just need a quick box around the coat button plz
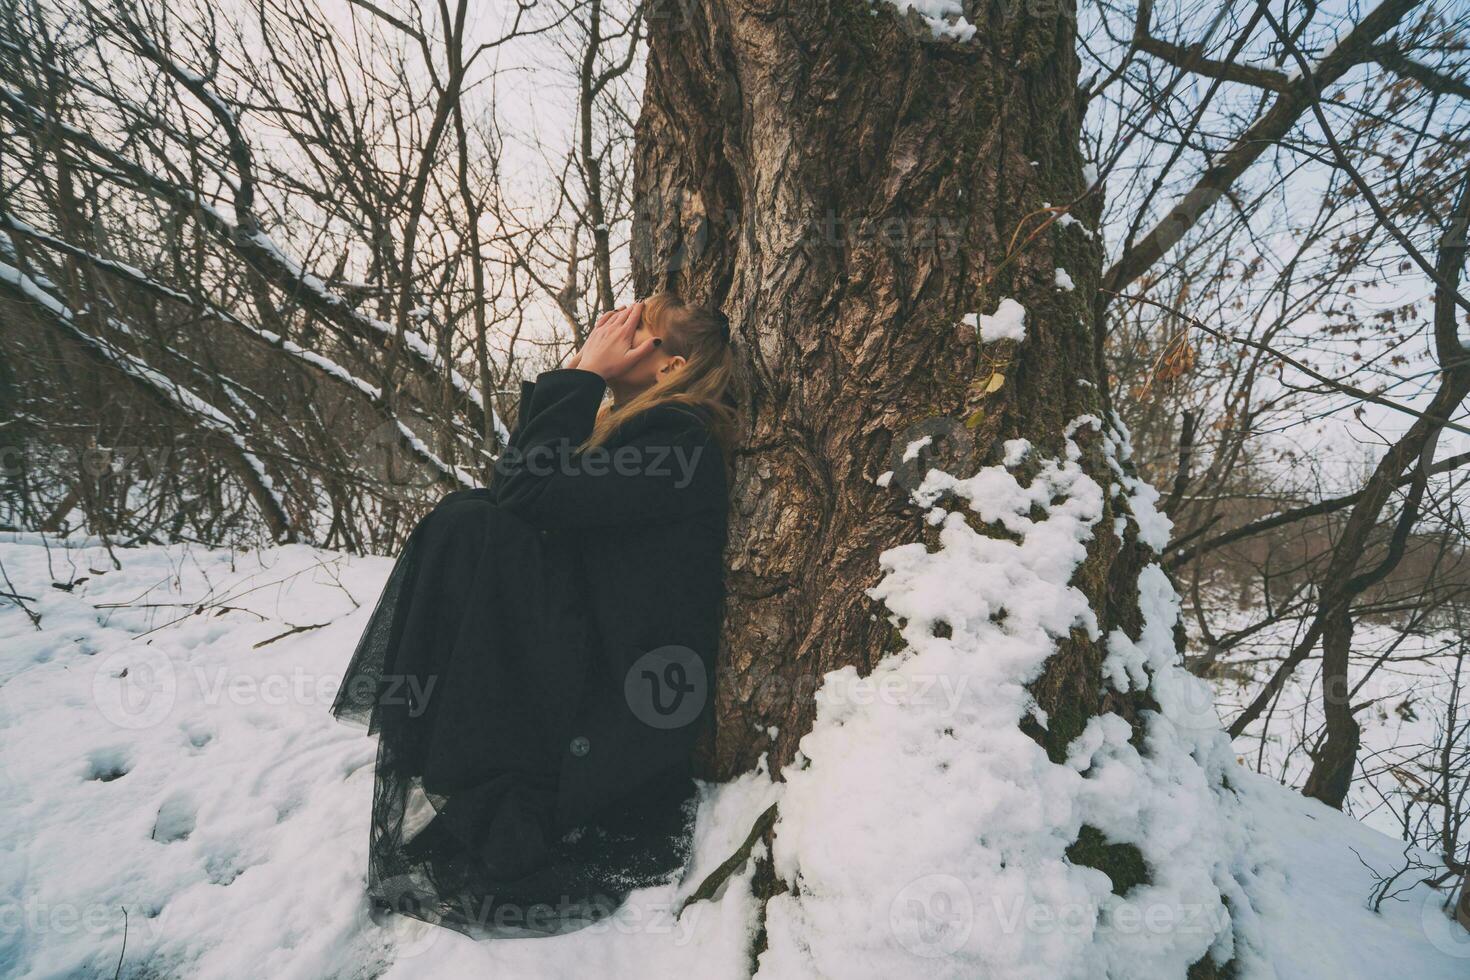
[569,735,591,757]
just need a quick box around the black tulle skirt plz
[330,492,697,938]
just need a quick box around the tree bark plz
[632,0,1155,779]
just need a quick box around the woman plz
[330,294,735,937]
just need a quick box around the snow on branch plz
[0,245,294,541]
[0,88,507,447]
[0,211,482,489]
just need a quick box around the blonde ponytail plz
[582,292,738,453]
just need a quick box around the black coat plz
[333,367,728,835]
[490,368,729,825]
[331,369,728,931]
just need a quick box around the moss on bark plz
[1066,824,1150,895]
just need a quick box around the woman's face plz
[620,312,683,392]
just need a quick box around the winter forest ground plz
[3,0,1469,974]
[0,531,1465,979]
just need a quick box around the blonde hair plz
[582,292,738,453]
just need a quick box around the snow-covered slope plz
[0,533,771,979]
[0,531,1463,978]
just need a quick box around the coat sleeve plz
[486,378,538,505]
[494,368,726,529]
[506,378,538,449]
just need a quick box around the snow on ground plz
[1204,596,1465,844]
[0,527,1464,978]
[0,533,769,979]
[1233,771,1470,977]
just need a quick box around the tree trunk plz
[632,0,1151,778]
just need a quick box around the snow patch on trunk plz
[757,417,1274,978]
[960,298,1027,344]
[873,0,978,41]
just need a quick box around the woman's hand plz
[573,302,656,382]
[567,307,622,370]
